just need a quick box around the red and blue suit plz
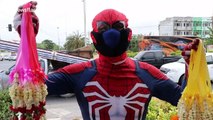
[46,9,186,120]
[47,57,184,120]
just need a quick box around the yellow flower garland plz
[177,40,213,120]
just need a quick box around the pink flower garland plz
[9,2,48,120]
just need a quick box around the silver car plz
[0,58,48,90]
[0,66,13,89]
[0,55,3,61]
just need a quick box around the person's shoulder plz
[139,61,156,70]
[133,59,168,80]
[57,60,94,74]
[130,58,155,70]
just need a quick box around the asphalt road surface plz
[0,60,15,71]
[46,95,82,120]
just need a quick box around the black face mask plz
[91,28,131,57]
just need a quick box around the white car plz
[8,55,17,61]
[3,55,10,60]
[160,53,213,85]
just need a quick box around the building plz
[59,44,94,59]
[159,17,213,38]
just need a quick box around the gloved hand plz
[13,1,39,36]
[181,39,200,64]
[181,39,200,79]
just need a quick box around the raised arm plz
[181,39,199,80]
[13,1,39,36]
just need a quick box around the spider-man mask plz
[91,9,132,57]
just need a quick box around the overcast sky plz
[0,0,213,45]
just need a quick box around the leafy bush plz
[147,97,177,120]
[0,89,12,119]
[127,50,138,58]
[207,50,213,53]
[170,50,182,56]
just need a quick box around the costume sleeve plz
[45,61,96,96]
[46,71,75,96]
[149,78,184,106]
[136,62,186,106]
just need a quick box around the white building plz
[159,17,213,38]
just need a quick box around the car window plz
[206,55,213,63]
[39,60,45,70]
[7,60,45,74]
[134,52,143,59]
[143,52,154,59]
[155,52,164,58]
[177,58,185,63]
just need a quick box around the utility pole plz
[57,27,60,51]
[82,0,87,46]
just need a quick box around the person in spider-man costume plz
[14,2,199,120]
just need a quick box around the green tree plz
[128,34,143,52]
[37,39,59,50]
[37,42,43,49]
[41,39,55,50]
[64,31,85,51]
[205,27,213,45]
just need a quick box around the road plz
[46,95,82,120]
[1,60,213,120]
[0,60,15,71]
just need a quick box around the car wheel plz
[178,74,185,85]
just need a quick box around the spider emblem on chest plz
[83,81,150,120]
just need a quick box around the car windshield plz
[206,55,213,63]
[134,52,143,59]
[177,58,185,63]
[7,60,46,74]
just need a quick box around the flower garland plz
[9,2,48,119]
[9,71,48,120]
[177,40,213,119]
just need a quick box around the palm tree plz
[64,31,85,51]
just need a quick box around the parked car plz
[0,58,71,90]
[0,55,3,61]
[160,53,213,85]
[3,55,10,60]
[8,55,17,61]
[134,50,181,68]
[0,57,75,97]
[0,58,49,90]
